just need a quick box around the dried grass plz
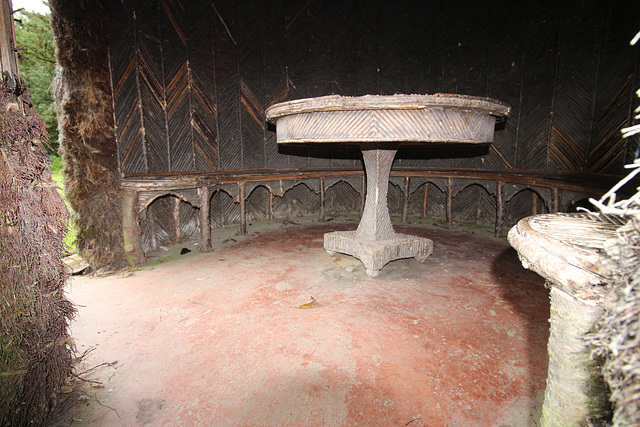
[50,0,126,271]
[0,78,75,425]
[588,31,640,423]
[588,161,640,426]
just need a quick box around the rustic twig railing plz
[120,166,625,266]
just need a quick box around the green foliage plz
[15,10,57,152]
[16,11,76,252]
[49,155,76,253]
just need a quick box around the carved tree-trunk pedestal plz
[508,213,620,426]
[324,145,432,277]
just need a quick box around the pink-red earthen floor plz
[59,219,549,426]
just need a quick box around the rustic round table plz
[266,94,509,277]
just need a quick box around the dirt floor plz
[52,217,549,426]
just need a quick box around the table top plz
[265,94,510,145]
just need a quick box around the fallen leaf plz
[332,257,341,263]
[297,296,317,309]
[56,336,74,347]
[60,386,73,394]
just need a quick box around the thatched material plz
[0,78,75,425]
[588,163,640,426]
[50,0,126,270]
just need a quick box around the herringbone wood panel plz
[274,183,320,219]
[110,0,638,180]
[246,185,270,222]
[210,189,239,227]
[588,1,638,174]
[452,185,496,225]
[506,189,549,228]
[326,181,360,216]
[426,185,446,219]
[548,0,602,172]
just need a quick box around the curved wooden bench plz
[121,167,627,265]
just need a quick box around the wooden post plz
[121,189,145,266]
[495,181,504,238]
[268,189,274,221]
[319,177,325,221]
[238,182,247,235]
[446,177,453,228]
[355,146,396,240]
[532,191,539,215]
[552,188,560,213]
[402,176,410,223]
[360,175,366,214]
[422,182,431,218]
[150,212,157,249]
[0,1,19,77]
[219,189,225,226]
[199,186,211,252]
[172,196,181,243]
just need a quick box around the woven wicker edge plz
[265,93,511,123]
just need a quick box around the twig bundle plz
[0,77,75,424]
[588,32,640,424]
[589,193,640,425]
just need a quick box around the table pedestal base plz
[266,95,510,278]
[324,230,433,277]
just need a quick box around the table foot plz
[365,269,380,278]
[324,230,433,276]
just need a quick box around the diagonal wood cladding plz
[547,0,602,173]
[549,125,586,172]
[112,0,219,174]
[452,185,497,225]
[137,0,167,172]
[187,3,219,171]
[516,3,562,171]
[160,0,193,172]
[260,0,290,170]
[111,1,145,174]
[110,0,639,178]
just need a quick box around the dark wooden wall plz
[110,0,640,177]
